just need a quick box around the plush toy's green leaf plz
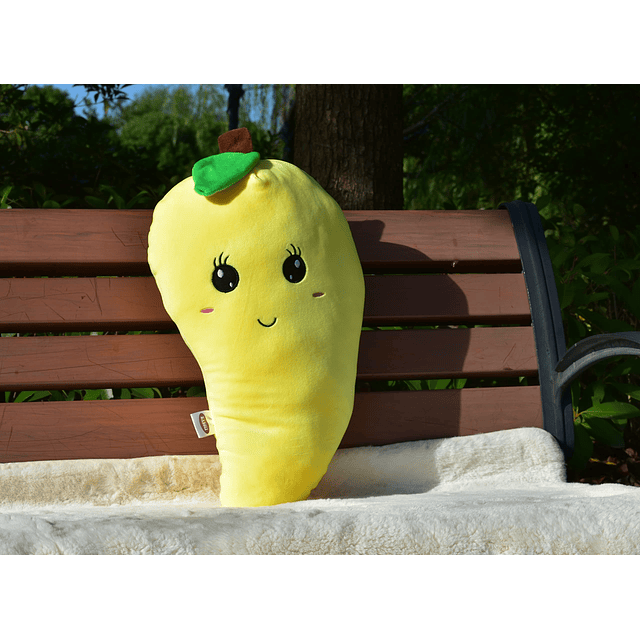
[193,151,260,196]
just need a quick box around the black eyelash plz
[286,244,302,257]
[213,253,230,268]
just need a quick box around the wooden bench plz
[2,200,639,466]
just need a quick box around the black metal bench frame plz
[503,200,640,459]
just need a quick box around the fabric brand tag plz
[190,411,214,438]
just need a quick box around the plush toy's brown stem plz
[218,128,253,154]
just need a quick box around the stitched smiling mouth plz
[257,318,277,328]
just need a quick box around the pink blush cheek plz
[200,308,214,314]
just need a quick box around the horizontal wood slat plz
[0,209,151,277]
[0,273,531,332]
[0,386,543,463]
[0,334,199,391]
[0,397,212,462]
[0,209,522,276]
[348,210,522,272]
[0,276,168,332]
[342,385,544,447]
[357,326,537,381]
[0,327,538,391]
[363,273,529,326]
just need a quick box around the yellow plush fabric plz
[148,158,365,507]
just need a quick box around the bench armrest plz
[555,331,640,393]
[501,201,637,460]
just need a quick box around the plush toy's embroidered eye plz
[212,253,239,293]
[283,245,306,283]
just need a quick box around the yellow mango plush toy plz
[148,128,365,507]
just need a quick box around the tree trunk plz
[293,84,403,210]
[224,84,244,131]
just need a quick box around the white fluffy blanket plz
[1,427,639,554]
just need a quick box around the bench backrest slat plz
[0,273,531,333]
[0,209,522,276]
[0,327,538,392]
[0,385,544,462]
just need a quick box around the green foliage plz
[537,198,640,470]
[75,84,131,118]
[0,84,289,210]
[403,84,537,210]
[243,121,285,161]
[0,84,165,209]
[4,386,199,403]
[107,85,228,185]
[403,85,640,235]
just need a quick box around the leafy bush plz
[536,196,640,476]
[1,84,288,211]
[403,85,640,232]
[0,84,166,209]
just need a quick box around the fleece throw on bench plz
[1,427,639,554]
